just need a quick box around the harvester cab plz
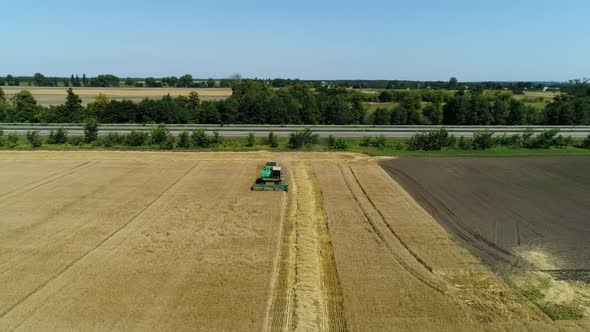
[251,162,289,191]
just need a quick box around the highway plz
[2,124,590,138]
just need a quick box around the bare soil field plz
[380,157,590,271]
[1,86,232,106]
[0,151,587,331]
[381,157,590,321]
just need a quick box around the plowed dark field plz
[380,157,590,277]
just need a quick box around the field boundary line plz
[0,161,200,321]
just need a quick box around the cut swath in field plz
[266,161,346,332]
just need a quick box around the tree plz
[378,90,394,102]
[186,91,201,114]
[64,88,84,121]
[125,77,134,87]
[391,106,408,125]
[350,94,367,124]
[491,94,511,125]
[372,107,391,125]
[90,74,119,87]
[33,73,46,86]
[199,101,221,123]
[0,87,4,101]
[86,94,109,120]
[422,102,443,125]
[290,84,320,124]
[161,76,178,87]
[82,74,88,87]
[84,117,99,143]
[10,90,40,122]
[448,77,458,89]
[179,74,193,87]
[145,77,159,87]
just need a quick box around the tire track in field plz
[0,161,99,206]
[0,161,200,320]
[266,162,346,332]
[339,164,446,294]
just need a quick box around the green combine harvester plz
[251,162,289,191]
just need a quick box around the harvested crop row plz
[265,161,345,332]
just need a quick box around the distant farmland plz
[1,86,232,106]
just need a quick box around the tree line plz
[0,73,228,88]
[0,79,589,125]
[2,74,566,92]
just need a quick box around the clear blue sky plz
[2,0,589,81]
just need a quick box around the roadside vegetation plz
[2,122,589,157]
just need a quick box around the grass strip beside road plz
[2,136,590,157]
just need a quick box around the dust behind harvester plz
[251,162,289,191]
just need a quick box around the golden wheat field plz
[0,151,588,331]
[1,87,232,106]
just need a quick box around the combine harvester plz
[251,162,289,192]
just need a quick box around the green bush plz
[6,133,18,148]
[266,131,279,148]
[67,136,84,146]
[177,131,191,148]
[211,131,222,146]
[47,128,68,144]
[496,133,523,148]
[407,129,455,151]
[103,132,125,147]
[553,135,573,148]
[124,130,149,146]
[581,135,590,149]
[524,129,560,149]
[84,117,99,143]
[288,128,319,149]
[191,129,210,148]
[327,135,348,150]
[26,130,42,147]
[360,136,372,147]
[471,130,495,150]
[359,135,386,149]
[160,134,176,150]
[246,132,256,147]
[457,136,473,150]
[150,124,169,145]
